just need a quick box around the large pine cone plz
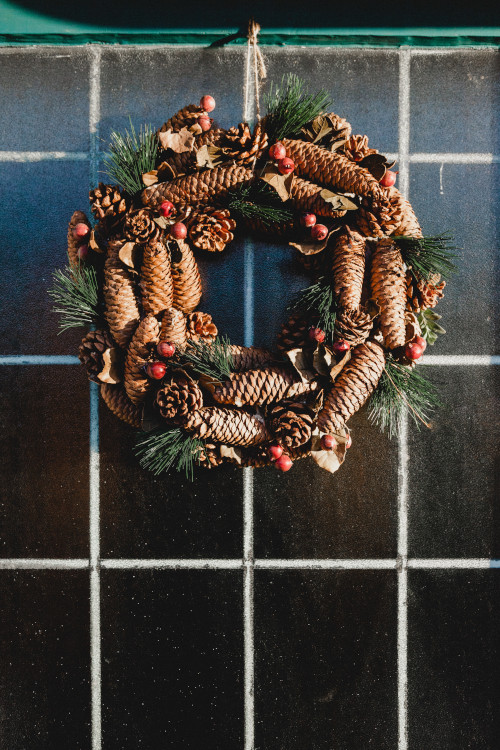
[100,384,142,428]
[222,121,268,163]
[184,407,270,446]
[406,271,445,312]
[371,238,406,349]
[334,308,373,346]
[269,401,315,449]
[343,135,377,162]
[89,183,128,233]
[155,371,203,424]
[211,365,317,408]
[229,345,276,372]
[103,242,140,349]
[78,329,114,382]
[187,208,236,252]
[123,209,161,245]
[186,312,218,343]
[331,229,366,311]
[277,313,316,353]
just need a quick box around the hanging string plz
[243,18,267,125]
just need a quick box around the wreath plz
[49,75,455,478]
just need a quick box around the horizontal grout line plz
[0,151,88,162]
[420,354,500,365]
[0,559,89,569]
[0,355,80,365]
[410,152,500,163]
[254,558,397,569]
[408,558,500,569]
[101,558,243,570]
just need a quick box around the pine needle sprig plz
[288,275,337,339]
[180,336,234,382]
[369,357,441,438]
[264,74,332,143]
[48,262,100,333]
[102,119,158,197]
[135,426,205,480]
[418,308,446,346]
[394,234,457,282]
[227,182,294,227]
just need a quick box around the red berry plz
[269,142,287,161]
[405,342,424,361]
[198,115,211,132]
[277,157,295,175]
[73,222,89,238]
[380,170,398,187]
[76,244,88,261]
[157,342,176,358]
[311,224,328,241]
[200,95,216,112]
[308,327,326,344]
[332,340,351,355]
[321,434,337,450]
[159,200,174,218]
[147,362,167,380]
[346,434,352,449]
[413,335,427,352]
[300,212,317,228]
[170,222,187,240]
[275,454,293,472]
[268,444,283,461]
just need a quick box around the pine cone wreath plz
[186,208,236,252]
[79,329,115,382]
[406,271,445,312]
[124,209,161,245]
[334,308,373,346]
[156,371,203,423]
[89,183,129,234]
[184,407,270,446]
[269,401,315,449]
[186,312,218,343]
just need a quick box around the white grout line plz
[397,47,411,750]
[419,354,500,366]
[0,355,80,365]
[0,152,88,162]
[255,558,397,570]
[89,46,102,187]
[408,559,496,569]
[0,559,89,569]
[410,153,500,164]
[101,559,243,570]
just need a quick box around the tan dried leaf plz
[328,348,352,382]
[97,347,121,384]
[289,230,334,256]
[220,445,243,464]
[196,144,226,169]
[405,311,421,343]
[310,426,348,474]
[259,163,293,202]
[88,229,103,253]
[118,241,140,271]
[158,127,196,153]
[358,153,396,181]
[301,115,334,144]
[153,215,172,230]
[142,170,159,187]
[286,348,317,384]
[319,188,358,211]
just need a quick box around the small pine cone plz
[269,401,315,449]
[197,443,224,469]
[160,104,205,133]
[322,112,352,141]
[67,210,91,267]
[371,239,406,349]
[354,194,399,238]
[100,383,142,428]
[103,242,140,349]
[184,407,271,446]
[155,371,203,423]
[229,345,276,372]
[334,308,374,346]
[161,307,187,347]
[124,209,161,245]
[124,314,160,405]
[79,329,114,382]
[140,240,173,316]
[211,365,317,408]
[277,313,315,353]
[222,121,269,163]
[187,208,236,252]
[343,135,377,162]
[386,187,422,238]
[290,176,347,218]
[142,165,254,210]
[331,229,366,310]
[89,183,129,234]
[318,340,385,433]
[282,139,385,202]
[171,239,202,313]
[186,312,218,343]
[406,271,445,312]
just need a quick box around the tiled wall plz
[0,44,499,749]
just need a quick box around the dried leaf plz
[118,241,140,271]
[158,127,196,153]
[259,163,293,202]
[319,189,358,211]
[142,170,159,187]
[301,115,334,144]
[153,216,171,230]
[289,230,334,256]
[358,153,396,181]
[328,348,351,382]
[404,311,421,344]
[220,445,242,464]
[189,122,203,136]
[310,426,348,474]
[97,347,122,385]
[286,348,317,384]
[88,229,103,253]
[156,160,178,181]
[196,144,227,169]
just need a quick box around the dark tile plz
[408,366,500,559]
[262,48,400,153]
[0,48,90,152]
[0,571,90,750]
[255,570,397,750]
[99,47,245,144]
[410,50,500,154]
[0,366,90,558]
[408,570,500,749]
[101,570,243,750]
[409,163,499,354]
[254,408,398,559]
[0,160,91,355]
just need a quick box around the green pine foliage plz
[394,234,457,282]
[264,74,332,143]
[102,120,158,196]
[135,427,205,479]
[48,262,100,333]
[418,309,446,346]
[180,336,234,382]
[227,182,294,227]
[288,276,337,340]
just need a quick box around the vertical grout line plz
[89,45,102,750]
[397,46,411,750]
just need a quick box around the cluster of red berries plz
[307,327,351,358]
[405,335,427,361]
[72,222,90,260]
[198,94,216,132]
[146,342,177,380]
[268,430,353,472]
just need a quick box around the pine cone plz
[67,210,91,267]
[140,240,173,315]
[103,242,140,349]
[343,135,377,162]
[171,239,202,313]
[161,307,187,347]
[222,121,269,163]
[331,229,366,310]
[355,195,399,238]
[160,104,206,133]
[100,383,142,428]
[406,271,445,312]
[184,407,270,446]
[124,209,161,245]
[318,340,385,433]
[229,345,276,371]
[277,313,315,353]
[79,329,114,382]
[386,187,422,238]
[155,371,203,423]
[371,239,406,349]
[186,312,218,343]
[300,112,351,150]
[197,443,224,469]
[290,176,348,218]
[334,308,373,346]
[186,208,236,252]
[124,314,160,405]
[89,183,128,234]
[269,401,315,449]
[142,165,254,210]
[211,365,317,408]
